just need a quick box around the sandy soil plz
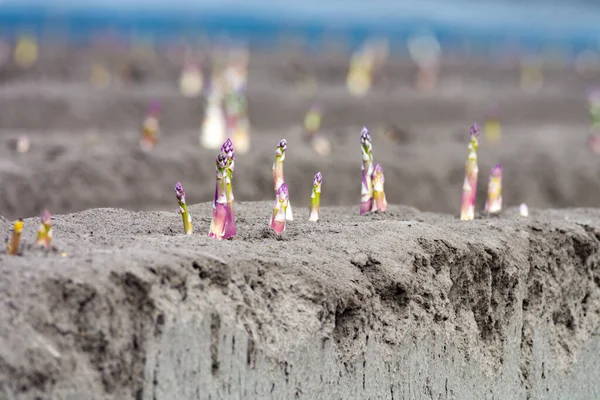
[0,203,599,399]
[1,49,600,219]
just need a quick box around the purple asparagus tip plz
[275,139,287,157]
[221,138,235,161]
[277,183,289,200]
[313,172,323,186]
[175,181,185,201]
[491,164,502,177]
[360,127,371,144]
[279,139,287,151]
[470,123,480,137]
[40,210,51,224]
[216,152,229,170]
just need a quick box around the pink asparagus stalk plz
[460,124,480,220]
[221,138,237,238]
[308,172,322,222]
[270,183,289,234]
[360,127,374,215]
[209,153,230,240]
[371,163,387,212]
[484,164,502,214]
[175,182,193,234]
[36,210,53,248]
[273,139,293,220]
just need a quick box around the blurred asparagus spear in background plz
[270,183,290,234]
[303,103,331,156]
[460,124,480,221]
[587,88,600,153]
[140,100,161,151]
[221,138,237,239]
[520,57,543,94]
[175,182,193,235]
[16,135,30,153]
[360,127,374,215]
[226,48,251,154]
[346,48,374,97]
[233,116,251,155]
[520,203,529,217]
[209,153,230,240]
[304,103,323,141]
[371,164,387,212]
[273,139,293,220]
[224,92,250,154]
[589,88,600,129]
[5,218,23,255]
[201,85,226,150]
[484,104,502,145]
[179,50,203,98]
[308,172,322,222]
[484,164,503,214]
[36,210,53,248]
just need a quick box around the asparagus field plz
[1,47,600,399]
[0,51,599,219]
[1,203,599,399]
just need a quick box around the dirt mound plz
[1,203,599,399]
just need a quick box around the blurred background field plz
[1,0,600,219]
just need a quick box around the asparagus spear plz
[520,203,529,217]
[460,124,480,221]
[209,153,230,240]
[371,163,387,212]
[308,172,322,222]
[140,101,161,151]
[304,103,323,141]
[175,182,193,235]
[273,139,293,220]
[360,127,374,215]
[5,218,23,255]
[484,164,502,214]
[36,210,53,248]
[221,138,237,238]
[270,183,289,234]
[201,94,226,150]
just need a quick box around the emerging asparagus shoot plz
[175,182,193,235]
[209,153,230,240]
[460,124,480,221]
[5,218,23,255]
[36,210,53,248]
[270,183,289,234]
[520,203,529,217]
[221,138,237,238]
[371,163,387,212]
[484,164,503,214]
[308,172,322,222]
[360,127,374,215]
[273,139,293,220]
